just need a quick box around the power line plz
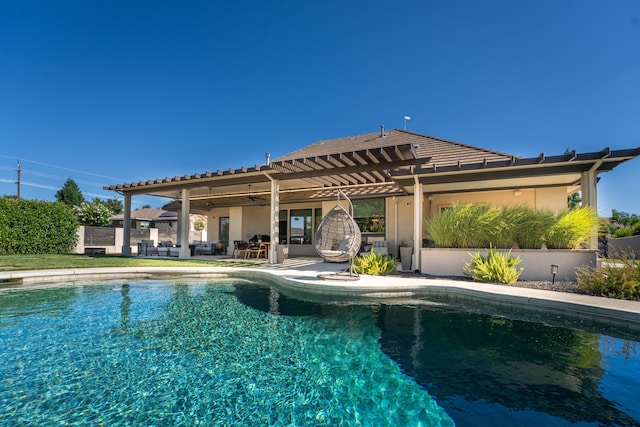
[20,169,107,188]
[0,154,168,207]
[0,154,128,182]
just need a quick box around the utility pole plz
[16,160,21,200]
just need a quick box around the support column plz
[268,177,280,264]
[581,169,598,250]
[179,188,191,258]
[412,178,424,271]
[581,170,597,209]
[121,194,132,256]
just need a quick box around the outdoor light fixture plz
[550,264,559,284]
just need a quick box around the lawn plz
[0,254,254,272]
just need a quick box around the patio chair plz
[232,240,248,259]
[138,239,159,256]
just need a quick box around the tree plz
[567,192,581,209]
[74,200,113,226]
[608,209,640,237]
[610,209,640,228]
[55,178,84,206]
[93,197,123,215]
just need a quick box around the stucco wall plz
[424,187,568,219]
[204,186,571,259]
[243,205,271,239]
[534,187,568,214]
[395,195,415,247]
[420,248,597,281]
[205,207,230,242]
[228,206,243,253]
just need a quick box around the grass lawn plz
[0,254,255,272]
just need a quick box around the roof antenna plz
[403,115,411,130]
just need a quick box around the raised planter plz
[420,248,598,281]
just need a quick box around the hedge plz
[0,199,79,255]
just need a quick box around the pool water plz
[0,279,638,426]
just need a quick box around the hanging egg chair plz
[314,190,362,279]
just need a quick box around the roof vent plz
[265,152,271,165]
[379,125,386,138]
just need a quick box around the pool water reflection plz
[235,283,640,427]
[0,278,638,426]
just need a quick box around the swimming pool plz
[0,277,638,426]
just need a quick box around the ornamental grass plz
[425,204,600,250]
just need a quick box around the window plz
[353,198,385,233]
[289,209,312,244]
[219,217,229,245]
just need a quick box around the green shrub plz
[0,199,79,255]
[577,253,640,300]
[546,207,601,249]
[426,204,599,250]
[613,227,633,238]
[504,206,554,249]
[464,247,523,284]
[353,251,398,275]
[426,204,505,248]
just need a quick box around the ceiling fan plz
[246,184,265,201]
[205,188,214,207]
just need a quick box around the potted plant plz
[399,239,413,271]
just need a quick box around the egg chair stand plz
[314,189,362,281]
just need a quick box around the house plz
[110,207,175,229]
[105,128,640,269]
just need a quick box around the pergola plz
[107,142,427,261]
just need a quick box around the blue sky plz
[1,0,639,214]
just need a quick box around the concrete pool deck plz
[1,257,640,331]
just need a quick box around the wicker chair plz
[314,190,361,279]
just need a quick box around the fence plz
[76,226,157,255]
[608,235,640,259]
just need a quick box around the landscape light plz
[550,264,559,284]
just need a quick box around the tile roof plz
[275,129,516,168]
[110,208,173,221]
